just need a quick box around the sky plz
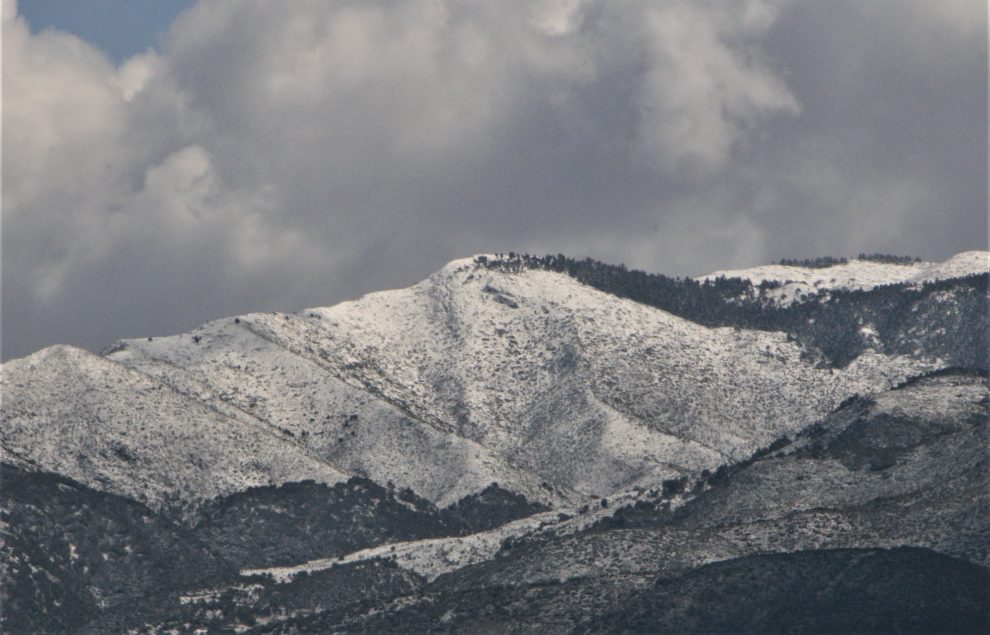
[2,0,987,361]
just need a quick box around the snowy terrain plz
[231,259,929,496]
[698,250,989,305]
[0,345,347,510]
[1,254,961,511]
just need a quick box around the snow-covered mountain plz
[0,345,348,510]
[2,250,987,633]
[2,255,950,510]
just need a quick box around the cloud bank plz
[3,0,986,359]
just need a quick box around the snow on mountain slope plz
[1,256,950,510]
[232,258,931,497]
[241,373,990,588]
[108,322,572,507]
[242,486,649,585]
[0,345,347,510]
[698,251,989,305]
[283,373,983,597]
[242,508,565,583]
[458,373,990,591]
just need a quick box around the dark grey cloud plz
[2,0,986,361]
[751,0,988,260]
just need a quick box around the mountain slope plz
[2,253,971,513]
[478,251,990,369]
[0,463,234,634]
[0,346,347,510]
[699,250,989,303]
[95,257,933,507]
[390,371,989,590]
[98,368,988,633]
[317,548,989,635]
[0,462,545,633]
[217,372,984,633]
[231,260,931,493]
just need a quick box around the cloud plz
[2,0,986,359]
[3,4,129,302]
[634,0,799,170]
